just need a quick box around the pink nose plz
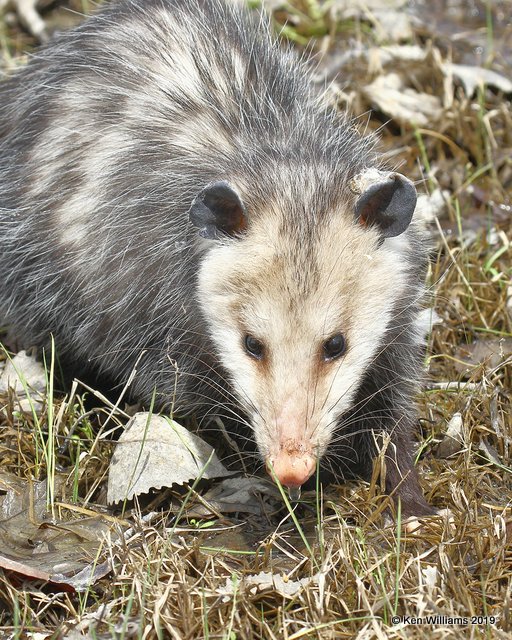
[267,451,316,488]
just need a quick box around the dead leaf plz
[363,73,442,126]
[415,308,442,344]
[453,338,512,377]
[0,472,117,592]
[478,439,503,467]
[219,571,319,599]
[370,10,413,43]
[107,412,233,504]
[332,0,408,18]
[0,350,46,414]
[198,477,280,515]
[437,413,465,458]
[374,44,427,65]
[442,63,512,97]
[415,189,450,224]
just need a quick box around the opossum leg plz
[383,443,436,518]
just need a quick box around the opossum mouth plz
[266,439,316,489]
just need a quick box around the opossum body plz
[0,0,434,516]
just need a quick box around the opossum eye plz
[244,335,264,359]
[323,334,346,360]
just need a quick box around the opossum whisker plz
[308,378,412,452]
[320,452,357,481]
[0,0,433,515]
[321,307,425,420]
[93,341,257,414]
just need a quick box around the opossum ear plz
[355,173,417,238]
[189,181,247,239]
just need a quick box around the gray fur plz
[0,0,433,516]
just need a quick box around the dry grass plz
[1,0,511,638]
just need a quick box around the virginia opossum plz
[0,0,435,517]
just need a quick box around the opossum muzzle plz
[267,439,316,488]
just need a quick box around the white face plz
[197,206,411,486]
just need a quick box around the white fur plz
[197,203,411,463]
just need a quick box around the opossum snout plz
[266,439,316,488]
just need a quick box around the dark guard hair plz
[0,0,435,517]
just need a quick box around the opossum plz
[0,0,435,517]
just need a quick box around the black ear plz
[189,181,247,240]
[355,173,417,238]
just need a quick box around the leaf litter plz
[0,472,115,591]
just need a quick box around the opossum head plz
[191,173,418,488]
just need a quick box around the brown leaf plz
[453,338,512,377]
[0,472,118,592]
